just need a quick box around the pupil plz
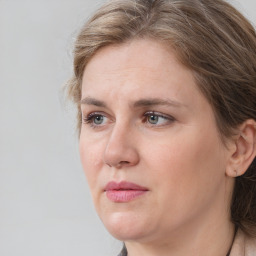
[149,115,158,124]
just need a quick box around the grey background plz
[0,0,255,255]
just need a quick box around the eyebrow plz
[80,97,107,107]
[133,98,185,108]
[80,97,185,108]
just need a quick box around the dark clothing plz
[117,245,127,256]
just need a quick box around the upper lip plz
[104,181,149,191]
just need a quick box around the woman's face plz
[80,39,233,244]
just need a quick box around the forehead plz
[81,39,198,96]
[85,40,179,70]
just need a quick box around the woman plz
[67,0,256,255]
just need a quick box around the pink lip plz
[104,181,149,202]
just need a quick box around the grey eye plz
[93,115,104,124]
[148,115,159,124]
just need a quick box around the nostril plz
[115,161,130,168]
[121,161,130,165]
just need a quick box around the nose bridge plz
[103,120,139,168]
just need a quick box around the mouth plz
[104,181,149,203]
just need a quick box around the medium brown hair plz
[67,0,256,236]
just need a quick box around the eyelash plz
[82,111,175,128]
[82,112,107,128]
[143,111,175,126]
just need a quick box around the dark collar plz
[117,245,127,256]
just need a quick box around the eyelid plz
[143,111,176,125]
[82,111,110,127]
[144,111,175,120]
[82,111,104,120]
[87,111,105,119]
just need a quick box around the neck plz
[125,203,235,256]
[126,222,235,256]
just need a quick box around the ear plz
[226,119,256,177]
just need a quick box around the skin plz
[79,39,236,256]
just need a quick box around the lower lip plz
[105,190,147,202]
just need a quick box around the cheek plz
[142,127,225,198]
[79,136,104,190]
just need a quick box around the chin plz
[101,211,151,241]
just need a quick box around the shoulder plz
[230,228,256,256]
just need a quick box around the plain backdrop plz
[0,0,255,255]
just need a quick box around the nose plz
[103,123,139,169]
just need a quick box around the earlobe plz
[226,119,256,178]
